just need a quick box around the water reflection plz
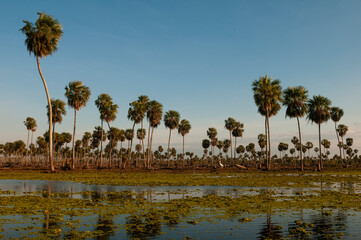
[0,179,359,239]
[3,179,361,202]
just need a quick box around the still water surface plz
[0,179,358,239]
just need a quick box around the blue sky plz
[1,0,361,156]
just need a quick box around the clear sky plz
[1,0,361,156]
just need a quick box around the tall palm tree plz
[146,100,163,168]
[95,93,118,168]
[24,117,37,156]
[164,110,180,166]
[21,12,63,172]
[65,81,91,169]
[282,86,308,171]
[224,118,237,159]
[330,107,344,158]
[252,75,282,170]
[307,95,331,170]
[232,122,244,161]
[337,124,348,160]
[178,119,191,163]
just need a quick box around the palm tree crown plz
[178,119,191,136]
[164,110,180,130]
[252,75,283,117]
[21,12,63,58]
[282,86,308,119]
[95,93,118,125]
[47,99,66,124]
[65,81,91,110]
[307,95,331,124]
[330,107,344,123]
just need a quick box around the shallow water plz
[0,179,359,239]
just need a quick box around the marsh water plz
[0,179,359,239]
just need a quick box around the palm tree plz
[82,132,91,167]
[178,119,191,163]
[164,110,180,166]
[107,127,121,167]
[331,107,344,158]
[232,122,244,162]
[307,95,331,170]
[95,93,118,168]
[258,134,266,162]
[137,96,150,162]
[252,74,282,170]
[146,100,163,168]
[24,117,37,156]
[207,127,218,165]
[65,81,91,169]
[305,141,313,158]
[47,99,66,159]
[217,140,224,158]
[337,124,348,160]
[127,99,144,162]
[30,120,38,154]
[224,118,237,159]
[283,86,308,171]
[21,12,63,172]
[202,139,211,159]
[136,128,146,167]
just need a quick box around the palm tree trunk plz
[129,122,136,161]
[147,123,151,168]
[26,129,30,157]
[335,122,342,158]
[167,129,172,167]
[182,135,185,166]
[150,126,155,166]
[264,117,268,169]
[234,136,237,165]
[36,56,54,172]
[106,122,112,168]
[119,141,123,168]
[99,120,104,168]
[342,136,346,165]
[72,109,77,169]
[141,120,145,166]
[318,123,322,171]
[266,112,271,170]
[229,131,233,159]
[297,117,303,171]
[31,130,34,156]
[53,123,56,163]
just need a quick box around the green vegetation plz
[0,170,360,187]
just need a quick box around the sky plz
[1,0,361,156]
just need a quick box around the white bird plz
[218,160,224,168]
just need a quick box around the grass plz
[0,169,360,187]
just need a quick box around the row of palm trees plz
[251,75,349,171]
[19,12,353,171]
